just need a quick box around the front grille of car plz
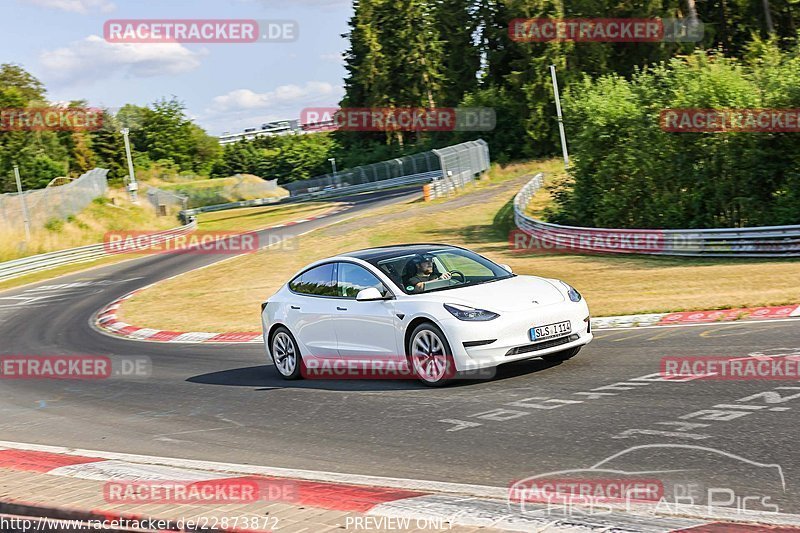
[505,334,580,356]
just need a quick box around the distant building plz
[218,119,302,145]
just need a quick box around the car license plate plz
[529,320,571,342]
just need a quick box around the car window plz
[289,263,336,297]
[437,252,494,277]
[337,262,389,298]
[372,248,512,294]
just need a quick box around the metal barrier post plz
[13,166,31,241]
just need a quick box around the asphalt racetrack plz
[1,186,798,515]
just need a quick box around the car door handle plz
[337,306,348,311]
[290,305,301,310]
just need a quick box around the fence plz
[146,187,188,215]
[184,140,492,217]
[153,175,281,210]
[227,175,279,197]
[0,221,197,283]
[0,168,108,231]
[181,171,442,217]
[426,140,491,199]
[514,173,800,257]
[283,140,490,196]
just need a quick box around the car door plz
[286,263,339,358]
[333,262,401,359]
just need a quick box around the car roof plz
[337,244,463,263]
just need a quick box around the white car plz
[260,244,592,386]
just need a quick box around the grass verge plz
[156,174,288,208]
[0,198,339,294]
[0,188,177,263]
[121,159,800,333]
[197,201,339,232]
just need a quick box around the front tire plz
[270,326,302,380]
[408,323,455,387]
[541,346,582,363]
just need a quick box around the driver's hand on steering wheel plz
[440,271,452,280]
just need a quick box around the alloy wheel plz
[272,331,297,376]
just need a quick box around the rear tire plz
[541,346,582,363]
[407,323,455,387]
[270,326,302,380]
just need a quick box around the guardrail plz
[0,171,438,282]
[0,222,197,283]
[427,171,473,199]
[182,139,490,218]
[181,170,441,218]
[513,173,800,257]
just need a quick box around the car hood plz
[419,275,565,312]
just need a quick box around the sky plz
[0,0,353,135]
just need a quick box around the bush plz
[552,43,800,229]
[44,218,64,232]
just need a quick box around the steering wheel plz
[447,270,466,283]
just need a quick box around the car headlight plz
[560,281,582,302]
[443,303,499,321]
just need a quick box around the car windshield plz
[370,247,513,294]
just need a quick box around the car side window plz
[337,262,390,299]
[289,263,336,297]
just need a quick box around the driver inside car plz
[408,254,451,293]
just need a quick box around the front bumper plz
[441,302,593,371]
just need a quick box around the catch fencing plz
[227,175,279,197]
[0,142,492,281]
[184,140,491,216]
[153,175,281,210]
[0,168,108,231]
[0,221,197,283]
[427,140,491,199]
[283,140,489,196]
[514,173,800,257]
[146,188,188,215]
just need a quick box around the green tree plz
[136,98,194,170]
[0,64,67,191]
[340,0,447,151]
[89,110,126,181]
[550,45,800,229]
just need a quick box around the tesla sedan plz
[260,244,592,386]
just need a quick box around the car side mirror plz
[356,287,384,301]
[499,264,513,274]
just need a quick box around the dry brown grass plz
[197,201,339,232]
[0,188,176,262]
[0,193,337,293]
[121,159,800,333]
